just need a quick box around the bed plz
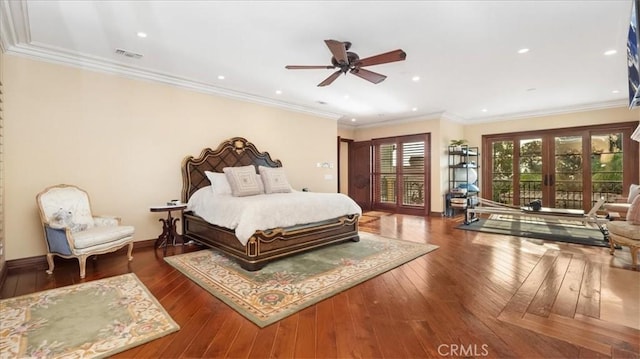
[181,137,361,270]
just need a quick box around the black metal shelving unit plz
[446,145,479,217]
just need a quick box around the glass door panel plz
[374,143,397,204]
[591,133,624,205]
[401,141,425,206]
[491,140,514,204]
[483,123,638,212]
[554,136,583,209]
[518,138,543,205]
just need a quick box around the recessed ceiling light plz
[275,90,282,95]
[344,95,350,100]
[412,76,420,82]
[217,75,225,80]
[604,50,617,56]
[136,32,147,38]
[517,48,529,54]
[351,118,356,122]
[612,89,620,94]
[481,109,488,112]
[412,107,418,112]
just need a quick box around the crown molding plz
[0,0,29,53]
[7,41,342,120]
[0,0,341,121]
[463,99,630,124]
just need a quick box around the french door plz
[348,133,430,215]
[483,122,639,210]
[371,134,429,215]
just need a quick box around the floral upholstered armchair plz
[36,184,135,278]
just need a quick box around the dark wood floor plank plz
[552,254,587,318]
[528,251,573,317]
[225,320,260,359]
[201,313,245,358]
[246,321,278,358]
[180,306,234,358]
[269,314,299,358]
[315,297,338,359]
[346,286,385,358]
[331,291,359,358]
[293,305,316,359]
[500,249,560,319]
[576,259,602,319]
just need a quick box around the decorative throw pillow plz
[628,184,640,203]
[50,208,88,233]
[259,166,292,194]
[204,171,232,195]
[223,165,263,197]
[626,194,640,224]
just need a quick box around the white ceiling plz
[0,0,636,127]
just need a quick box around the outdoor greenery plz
[490,133,624,205]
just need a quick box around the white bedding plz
[187,186,362,245]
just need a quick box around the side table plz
[150,204,187,255]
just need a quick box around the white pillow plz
[258,166,292,194]
[628,184,640,203]
[223,165,264,197]
[204,171,232,195]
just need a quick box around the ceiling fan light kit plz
[285,39,407,87]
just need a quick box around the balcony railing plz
[379,177,424,206]
[494,179,623,209]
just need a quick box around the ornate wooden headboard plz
[181,137,282,202]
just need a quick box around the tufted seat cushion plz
[73,225,135,249]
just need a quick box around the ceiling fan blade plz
[350,68,387,84]
[285,65,335,69]
[324,39,348,65]
[356,49,407,67]
[318,70,343,87]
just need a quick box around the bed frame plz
[181,137,360,270]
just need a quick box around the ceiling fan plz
[285,40,407,87]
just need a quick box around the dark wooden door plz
[349,140,372,211]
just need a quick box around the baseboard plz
[4,239,156,274]
[0,262,7,292]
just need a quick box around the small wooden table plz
[150,204,187,254]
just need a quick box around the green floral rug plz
[0,273,179,358]
[165,231,438,327]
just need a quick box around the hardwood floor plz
[2,213,639,358]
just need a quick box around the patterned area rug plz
[165,231,438,327]
[0,273,179,358]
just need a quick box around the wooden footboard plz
[183,212,360,270]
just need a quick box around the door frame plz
[482,121,639,209]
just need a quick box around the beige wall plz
[4,54,339,260]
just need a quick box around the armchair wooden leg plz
[78,255,88,279]
[45,253,55,275]
[127,242,134,261]
[609,239,616,255]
